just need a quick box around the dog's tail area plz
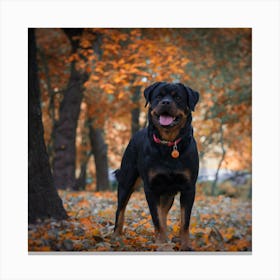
[113,169,121,182]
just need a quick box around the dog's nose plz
[161,99,171,106]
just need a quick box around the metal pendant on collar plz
[171,143,180,158]
[153,134,181,158]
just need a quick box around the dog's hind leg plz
[113,192,131,236]
[113,177,138,236]
[113,141,139,237]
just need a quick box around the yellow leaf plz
[173,224,180,233]
[40,246,51,251]
[91,228,100,235]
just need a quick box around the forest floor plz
[28,189,252,252]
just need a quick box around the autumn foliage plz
[29,189,251,252]
[37,28,251,174]
[30,28,252,252]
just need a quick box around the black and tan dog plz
[113,82,199,250]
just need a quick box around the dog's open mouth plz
[156,113,181,127]
[159,115,175,126]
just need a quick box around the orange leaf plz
[80,217,92,229]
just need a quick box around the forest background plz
[28,28,252,252]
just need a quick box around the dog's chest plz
[139,149,192,194]
[146,168,191,195]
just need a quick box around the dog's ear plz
[179,83,199,111]
[143,82,164,107]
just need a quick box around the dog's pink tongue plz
[159,115,173,126]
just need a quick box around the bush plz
[198,178,252,200]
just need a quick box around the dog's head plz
[144,82,199,140]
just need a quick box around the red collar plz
[153,134,182,147]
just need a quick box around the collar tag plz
[171,143,180,158]
[153,134,181,158]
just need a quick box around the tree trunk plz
[75,153,91,190]
[28,28,67,223]
[37,48,56,165]
[211,123,226,196]
[131,86,141,136]
[89,124,110,191]
[53,28,88,189]
[85,31,110,191]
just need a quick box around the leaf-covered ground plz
[28,190,252,252]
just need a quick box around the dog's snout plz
[161,99,171,106]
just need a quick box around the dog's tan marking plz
[180,207,190,250]
[151,107,187,142]
[148,169,158,182]
[181,169,191,181]
[112,208,125,237]
[113,178,141,237]
[155,195,175,243]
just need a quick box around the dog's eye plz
[156,95,163,100]
[175,96,181,102]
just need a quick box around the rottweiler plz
[113,82,199,251]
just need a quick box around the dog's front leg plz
[145,191,174,244]
[156,194,175,243]
[144,191,164,243]
[180,188,195,251]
